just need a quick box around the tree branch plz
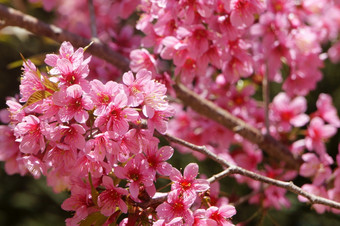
[163,133,340,210]
[0,4,129,71]
[173,82,301,170]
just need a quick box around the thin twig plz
[163,133,340,210]
[0,4,129,71]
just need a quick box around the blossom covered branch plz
[173,82,300,169]
[163,133,340,210]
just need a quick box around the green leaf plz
[79,212,108,226]
[22,90,52,109]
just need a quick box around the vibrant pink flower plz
[143,141,174,176]
[305,117,337,155]
[170,163,210,200]
[44,143,77,174]
[230,0,265,27]
[62,185,97,225]
[53,84,93,123]
[94,92,139,137]
[270,92,309,132]
[49,123,86,150]
[205,205,236,226]
[156,191,195,225]
[85,132,113,162]
[20,155,46,179]
[122,69,152,107]
[19,59,45,103]
[130,49,157,75]
[14,115,46,154]
[89,79,120,115]
[98,176,128,216]
[0,125,19,161]
[114,156,155,200]
[193,209,217,226]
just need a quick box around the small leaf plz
[42,76,59,92]
[79,212,108,226]
[22,90,52,109]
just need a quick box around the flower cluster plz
[0,42,237,225]
[133,0,340,213]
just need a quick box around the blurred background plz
[1,1,340,225]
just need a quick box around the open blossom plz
[97,176,128,216]
[94,92,139,137]
[170,163,210,200]
[130,49,157,75]
[300,153,333,186]
[114,155,155,200]
[305,117,337,155]
[270,92,309,132]
[142,141,174,176]
[230,0,266,27]
[315,93,340,127]
[49,123,86,150]
[53,84,93,123]
[89,79,120,115]
[156,191,195,225]
[14,115,46,154]
[205,205,236,226]
[20,59,45,103]
[123,69,152,106]
[46,42,91,89]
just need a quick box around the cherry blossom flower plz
[205,205,236,226]
[114,156,155,200]
[156,191,195,225]
[142,141,174,176]
[305,117,337,155]
[270,92,309,132]
[14,115,46,154]
[53,84,93,123]
[170,163,210,200]
[98,176,128,216]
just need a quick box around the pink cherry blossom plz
[270,92,309,132]
[205,205,236,226]
[14,115,45,154]
[305,117,337,155]
[53,84,93,123]
[94,92,139,137]
[315,93,340,127]
[98,176,129,216]
[170,163,210,200]
[156,191,195,225]
[89,79,120,115]
[143,142,174,176]
[300,153,333,186]
[114,156,155,200]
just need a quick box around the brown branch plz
[164,133,340,210]
[0,4,130,71]
[173,82,301,170]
